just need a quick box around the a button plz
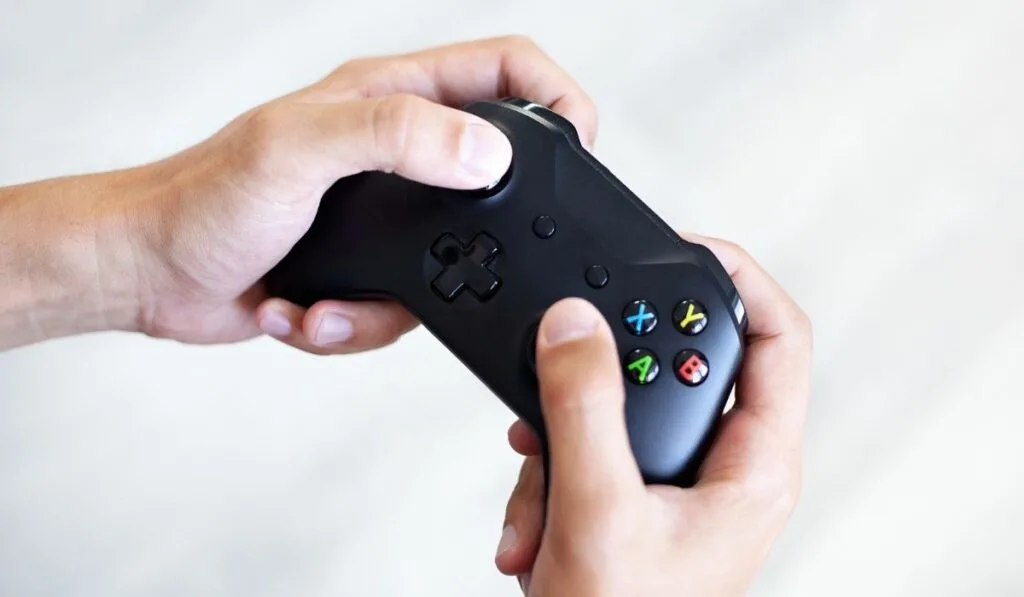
[672,299,709,335]
[674,349,709,386]
[624,348,660,385]
[622,300,658,336]
[533,216,556,238]
[429,232,502,302]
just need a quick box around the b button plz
[672,299,708,335]
[624,348,660,385]
[674,350,709,386]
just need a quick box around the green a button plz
[624,348,660,385]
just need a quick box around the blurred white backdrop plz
[2,0,1023,595]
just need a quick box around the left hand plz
[122,35,598,354]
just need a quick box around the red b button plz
[674,349,709,386]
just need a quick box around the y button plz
[673,299,708,336]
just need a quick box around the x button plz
[622,300,658,335]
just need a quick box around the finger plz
[676,233,812,473]
[678,232,812,428]
[518,573,532,596]
[679,232,811,345]
[311,35,598,149]
[495,456,546,576]
[535,298,644,507]
[255,94,512,192]
[507,419,541,456]
[256,298,418,355]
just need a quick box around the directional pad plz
[430,232,502,302]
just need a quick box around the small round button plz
[624,348,660,385]
[674,349,709,386]
[533,216,556,238]
[585,265,609,288]
[672,299,709,335]
[622,300,658,336]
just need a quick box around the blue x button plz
[622,300,658,336]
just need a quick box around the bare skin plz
[495,235,813,596]
[0,36,811,596]
[0,35,597,353]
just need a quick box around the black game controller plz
[263,97,747,487]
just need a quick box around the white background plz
[2,0,1023,595]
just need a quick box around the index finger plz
[680,232,813,445]
[307,35,599,149]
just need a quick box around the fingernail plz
[542,298,601,346]
[314,312,354,345]
[496,525,517,558]
[259,309,291,337]
[519,573,532,594]
[461,121,512,185]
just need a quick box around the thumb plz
[257,93,512,191]
[535,298,644,508]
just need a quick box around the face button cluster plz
[620,299,711,387]
[523,212,715,390]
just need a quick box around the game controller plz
[263,97,748,487]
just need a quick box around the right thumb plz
[535,298,644,506]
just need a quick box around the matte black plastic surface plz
[263,98,748,487]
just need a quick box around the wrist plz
[0,167,160,349]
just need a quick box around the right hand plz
[495,234,813,596]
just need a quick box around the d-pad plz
[429,232,502,302]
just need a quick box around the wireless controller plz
[263,97,747,487]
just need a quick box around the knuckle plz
[366,312,416,349]
[238,104,289,173]
[335,57,408,99]
[742,461,802,519]
[723,239,753,264]
[581,95,600,124]
[778,304,813,352]
[329,56,389,84]
[504,458,542,519]
[791,307,814,347]
[498,34,540,52]
[369,94,421,171]
[334,56,371,77]
[541,358,620,418]
[546,506,630,568]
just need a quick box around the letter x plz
[626,303,654,333]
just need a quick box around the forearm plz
[0,169,153,350]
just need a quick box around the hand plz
[493,234,812,596]
[123,35,597,353]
